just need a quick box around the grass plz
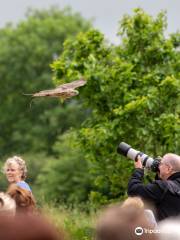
[41,204,97,240]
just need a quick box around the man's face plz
[159,160,173,180]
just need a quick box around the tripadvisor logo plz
[135,227,143,236]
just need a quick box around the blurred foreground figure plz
[0,192,16,217]
[158,217,180,240]
[121,197,157,227]
[0,214,64,240]
[96,202,157,240]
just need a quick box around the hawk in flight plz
[31,79,86,100]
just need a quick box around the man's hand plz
[134,156,143,169]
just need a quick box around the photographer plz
[128,153,180,221]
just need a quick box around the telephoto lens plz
[117,142,160,172]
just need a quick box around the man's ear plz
[167,165,174,173]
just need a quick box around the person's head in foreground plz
[96,203,157,240]
[0,214,64,240]
[0,192,16,217]
[158,217,180,240]
[121,197,157,227]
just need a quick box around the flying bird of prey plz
[31,79,86,100]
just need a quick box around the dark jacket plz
[128,168,180,221]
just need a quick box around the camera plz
[117,142,160,172]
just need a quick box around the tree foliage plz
[51,8,180,204]
[36,131,94,204]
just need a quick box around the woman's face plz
[5,162,22,183]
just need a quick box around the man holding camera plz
[128,153,180,221]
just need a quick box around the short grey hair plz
[3,156,28,180]
[163,153,180,172]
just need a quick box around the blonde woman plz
[3,156,31,192]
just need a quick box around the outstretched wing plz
[31,79,86,99]
[56,79,86,90]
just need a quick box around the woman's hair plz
[121,196,144,209]
[3,156,27,180]
[0,192,16,216]
[7,184,36,214]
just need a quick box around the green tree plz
[51,8,180,204]
[36,131,94,204]
[0,7,91,156]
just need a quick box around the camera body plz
[117,142,160,172]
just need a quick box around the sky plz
[0,0,179,43]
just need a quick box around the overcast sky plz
[0,0,179,43]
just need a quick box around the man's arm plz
[127,158,164,202]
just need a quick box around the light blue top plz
[16,181,31,192]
